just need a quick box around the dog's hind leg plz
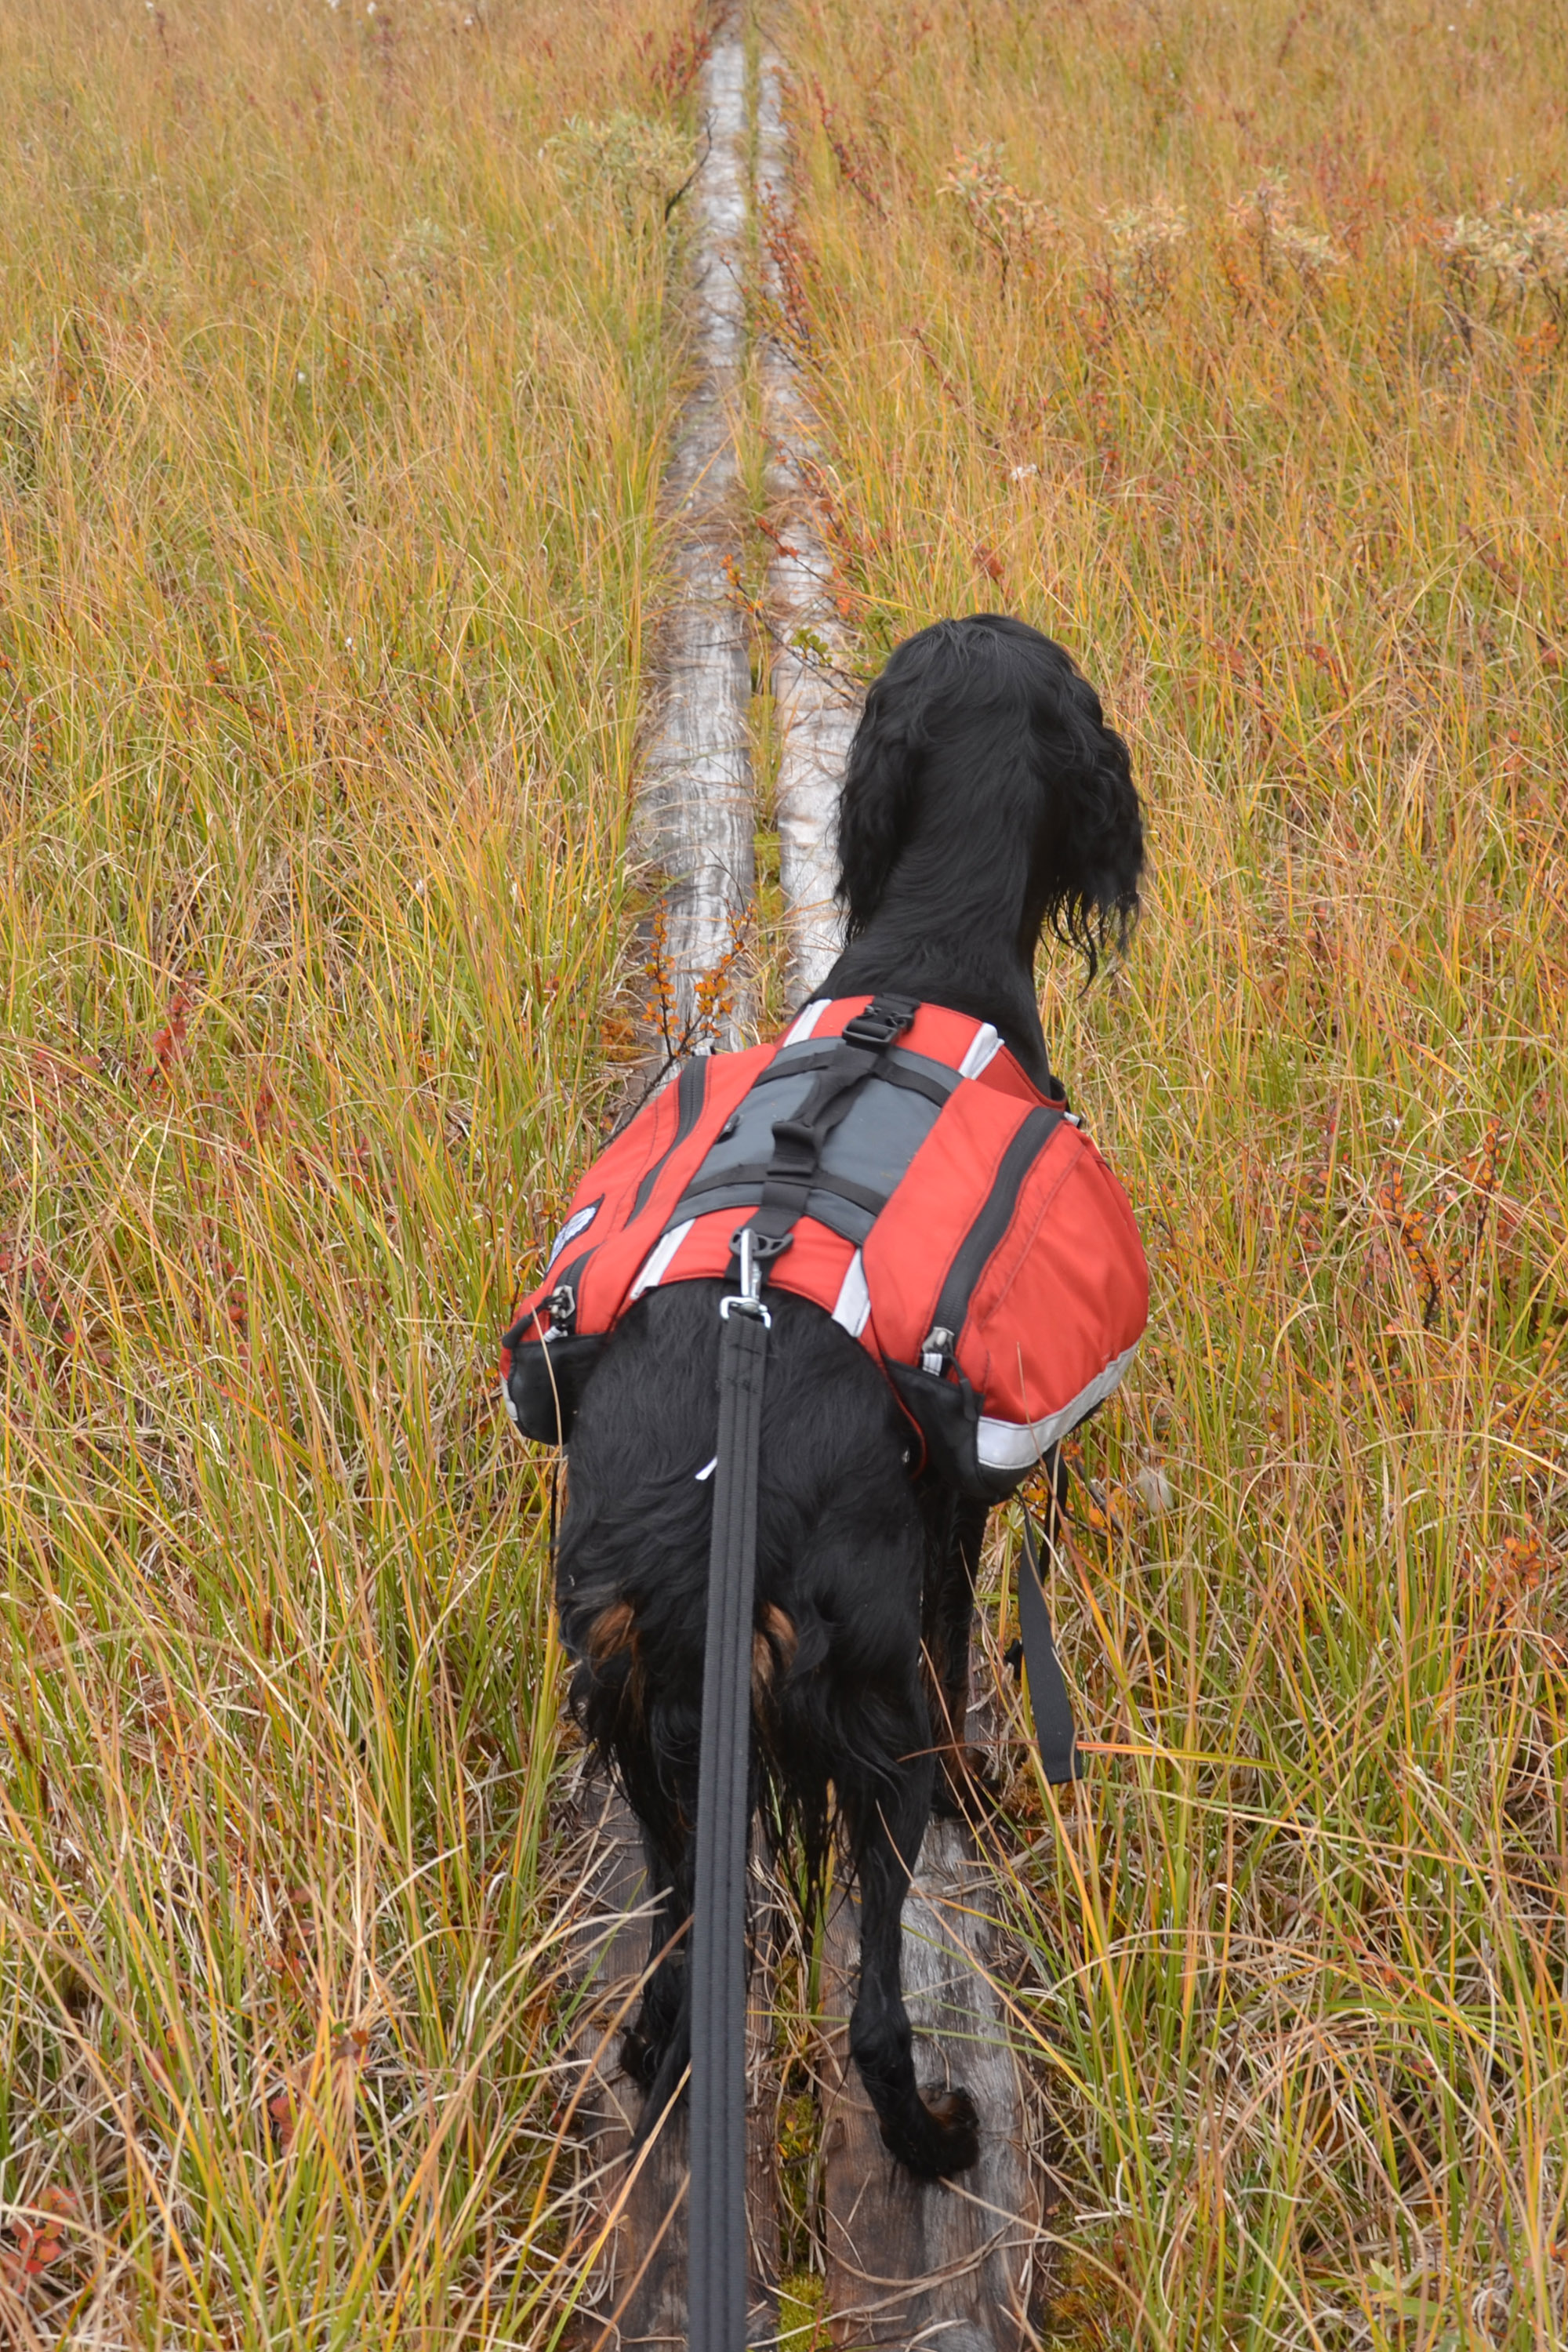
[619,1841,688,2097]
[605,1755,696,2119]
[840,1741,981,2178]
[626,1840,695,2145]
[560,1620,695,2109]
[924,1490,1000,1820]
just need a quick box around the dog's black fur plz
[556,615,1143,2176]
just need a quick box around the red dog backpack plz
[501,994,1148,1500]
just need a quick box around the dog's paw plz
[619,2024,662,2091]
[880,2083,981,2178]
[920,2084,981,2175]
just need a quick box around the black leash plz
[688,1229,768,2352]
[688,999,916,2352]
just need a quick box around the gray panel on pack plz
[682,1065,946,1244]
[818,1076,944,1197]
[887,1046,964,1097]
[695,1069,819,1186]
[689,1066,941,1198]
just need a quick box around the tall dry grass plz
[771,1,1568,2342]
[0,0,709,2339]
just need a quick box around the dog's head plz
[836,615,1144,977]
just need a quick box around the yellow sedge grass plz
[0,0,710,2339]
[772,1,1567,2343]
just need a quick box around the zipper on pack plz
[927,1104,1064,1353]
[629,1055,712,1218]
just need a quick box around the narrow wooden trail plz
[636,24,753,1044]
[755,45,855,1004]
[557,18,1051,2345]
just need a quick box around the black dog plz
[556,614,1143,2176]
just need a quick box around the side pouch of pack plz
[501,1321,606,1446]
[868,1085,1147,1501]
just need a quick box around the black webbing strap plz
[688,1277,768,2352]
[739,993,918,1261]
[1018,1508,1080,1784]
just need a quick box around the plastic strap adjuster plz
[841,1002,913,1051]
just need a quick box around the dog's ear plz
[835,673,925,938]
[1040,668,1144,979]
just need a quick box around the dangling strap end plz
[1017,1507,1080,1786]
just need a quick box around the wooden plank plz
[636,17,754,1047]
[756,45,857,1004]
[561,1775,782,2348]
[819,1814,1043,2350]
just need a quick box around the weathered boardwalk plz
[757,46,858,1005]
[561,1780,780,2347]
[820,1820,1042,2350]
[557,16,1051,2345]
[636,22,753,1043]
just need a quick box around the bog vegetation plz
[0,0,701,2337]
[775,0,1568,2343]
[2,0,1565,2346]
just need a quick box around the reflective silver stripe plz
[630,1218,695,1299]
[956,1022,1001,1080]
[545,1199,600,1270]
[974,1342,1141,1470]
[829,1249,870,1338]
[782,998,829,1044]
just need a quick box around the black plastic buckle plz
[729,1226,793,1264]
[767,1117,818,1165]
[841,999,914,1052]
